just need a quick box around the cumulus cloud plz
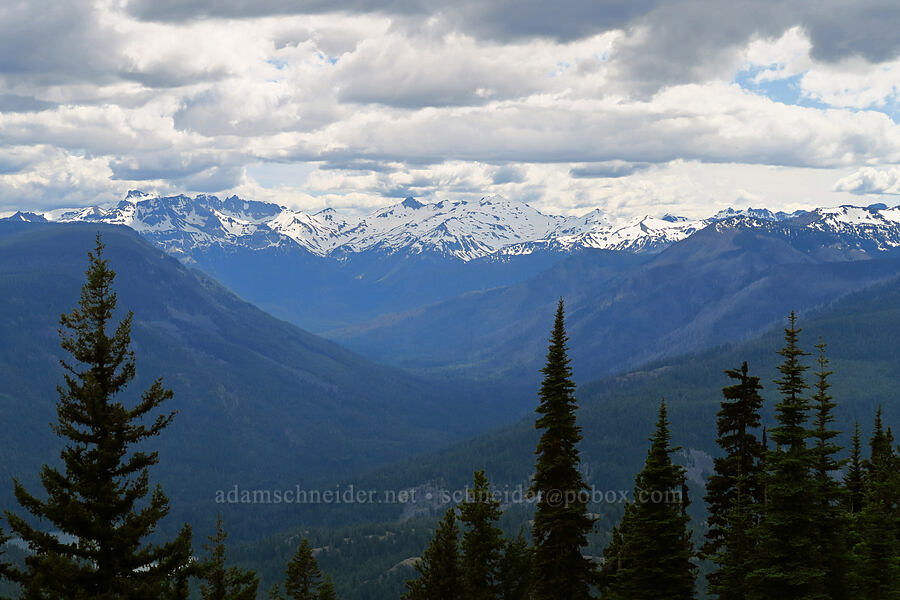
[833,167,900,195]
[3,1,900,218]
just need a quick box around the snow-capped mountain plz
[17,191,710,261]
[10,191,900,262]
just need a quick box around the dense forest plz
[2,238,899,599]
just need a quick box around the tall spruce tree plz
[746,312,824,599]
[284,538,323,600]
[809,340,849,600]
[702,362,765,600]
[850,408,900,599]
[3,235,192,599]
[402,507,463,600]
[600,400,696,600]
[529,300,595,600]
[317,575,338,600]
[459,470,504,600]
[198,515,259,600]
[497,531,533,600]
[844,422,865,515]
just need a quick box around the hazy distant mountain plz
[330,214,900,387]
[0,221,515,534]
[9,194,900,340]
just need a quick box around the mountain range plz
[8,192,900,336]
[0,221,516,537]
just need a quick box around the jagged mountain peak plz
[20,191,900,262]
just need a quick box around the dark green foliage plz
[746,312,824,599]
[199,515,259,600]
[702,362,765,599]
[845,422,865,515]
[497,532,533,600]
[848,409,900,599]
[317,574,338,600]
[459,470,504,600]
[402,508,462,600]
[600,400,696,600]
[285,539,323,600]
[809,340,849,599]
[0,526,9,592]
[529,300,595,600]
[3,235,192,599]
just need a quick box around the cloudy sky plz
[2,0,900,218]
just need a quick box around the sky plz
[2,1,900,219]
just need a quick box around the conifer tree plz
[3,235,192,599]
[317,574,338,600]
[0,526,9,582]
[402,507,463,600]
[459,470,504,600]
[497,531,533,600]
[850,408,900,599]
[529,300,595,600]
[600,400,696,600]
[746,312,823,599]
[809,340,849,599]
[198,515,259,600]
[284,538,323,600]
[702,361,765,600]
[844,422,865,515]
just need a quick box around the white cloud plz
[833,166,900,196]
[3,2,900,219]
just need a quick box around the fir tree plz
[284,538,323,600]
[3,235,192,599]
[317,574,338,600]
[0,526,9,582]
[746,312,823,599]
[497,531,533,600]
[459,470,504,600]
[809,340,849,599]
[850,408,900,599]
[844,422,865,515]
[600,400,696,600]
[198,515,259,600]
[702,361,765,600]
[402,507,463,600]
[529,300,595,600]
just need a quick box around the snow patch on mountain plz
[11,191,900,261]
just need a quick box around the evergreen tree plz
[459,470,504,600]
[844,422,865,515]
[529,300,595,600]
[600,400,696,600]
[284,538,323,600]
[402,507,463,600]
[198,515,259,600]
[497,531,533,600]
[746,312,823,599]
[3,235,192,599]
[702,361,765,600]
[809,340,849,599]
[850,408,900,599]
[317,574,338,600]
[0,525,9,583]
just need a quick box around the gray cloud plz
[492,165,525,184]
[319,159,398,172]
[0,94,57,113]
[570,162,652,178]
[0,1,123,85]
